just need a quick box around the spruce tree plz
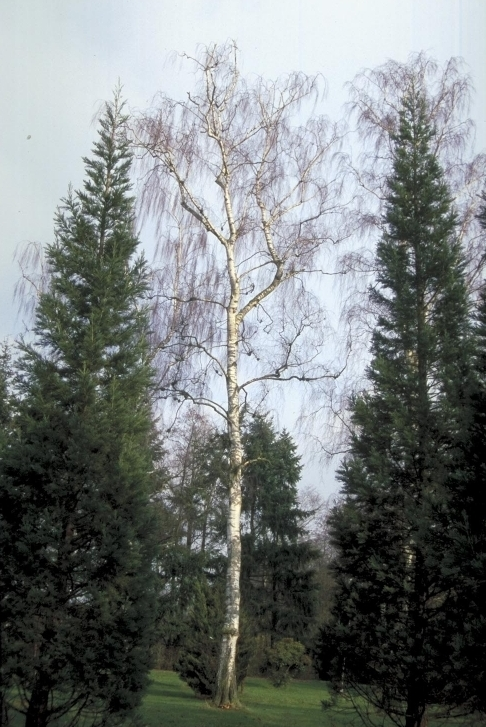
[444,195,486,714]
[162,415,318,690]
[240,416,319,647]
[328,90,472,727]
[0,93,158,727]
[0,345,16,727]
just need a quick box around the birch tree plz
[134,42,345,706]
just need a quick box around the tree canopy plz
[1,47,485,725]
[328,88,473,727]
[0,93,159,727]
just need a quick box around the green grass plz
[142,671,369,727]
[142,672,480,727]
[7,672,478,727]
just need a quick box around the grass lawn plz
[142,672,480,727]
[142,671,370,727]
[7,672,477,727]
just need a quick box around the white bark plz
[134,42,346,706]
[213,201,244,705]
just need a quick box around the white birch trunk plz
[135,43,347,707]
[214,235,243,707]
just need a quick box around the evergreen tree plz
[443,196,486,714]
[152,418,228,669]
[240,416,319,647]
[173,578,224,697]
[173,573,251,697]
[328,90,472,727]
[0,345,16,727]
[159,414,318,690]
[0,93,159,727]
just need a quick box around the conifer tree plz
[158,414,318,690]
[444,194,486,714]
[328,89,472,727]
[0,93,158,727]
[0,345,16,727]
[241,416,319,647]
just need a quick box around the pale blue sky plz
[1,0,484,494]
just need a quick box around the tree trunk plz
[405,553,427,727]
[214,526,240,705]
[214,409,243,706]
[405,696,427,727]
[214,252,242,708]
[25,671,51,727]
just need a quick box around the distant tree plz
[308,495,340,679]
[162,410,228,556]
[0,93,159,727]
[154,412,319,686]
[152,411,227,668]
[328,88,472,727]
[240,415,319,647]
[134,42,346,706]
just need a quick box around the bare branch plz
[132,42,346,706]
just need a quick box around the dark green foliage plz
[159,414,318,692]
[262,638,310,688]
[152,418,228,671]
[313,622,341,682]
[242,417,304,542]
[173,578,250,698]
[328,90,472,727]
[0,93,159,727]
[174,579,222,697]
[153,543,227,670]
[241,416,319,647]
[442,202,486,714]
[0,345,16,727]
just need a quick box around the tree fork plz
[135,42,344,706]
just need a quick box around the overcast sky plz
[1,0,485,494]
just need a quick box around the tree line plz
[1,44,486,727]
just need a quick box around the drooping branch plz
[132,42,347,707]
[133,43,347,415]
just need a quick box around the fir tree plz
[328,90,472,727]
[443,195,486,714]
[240,416,319,647]
[0,92,159,727]
[174,578,223,697]
[159,414,318,690]
[0,345,16,727]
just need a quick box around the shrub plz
[263,638,311,687]
[174,579,252,697]
[174,580,220,697]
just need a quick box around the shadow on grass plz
[146,677,196,701]
[143,672,355,727]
